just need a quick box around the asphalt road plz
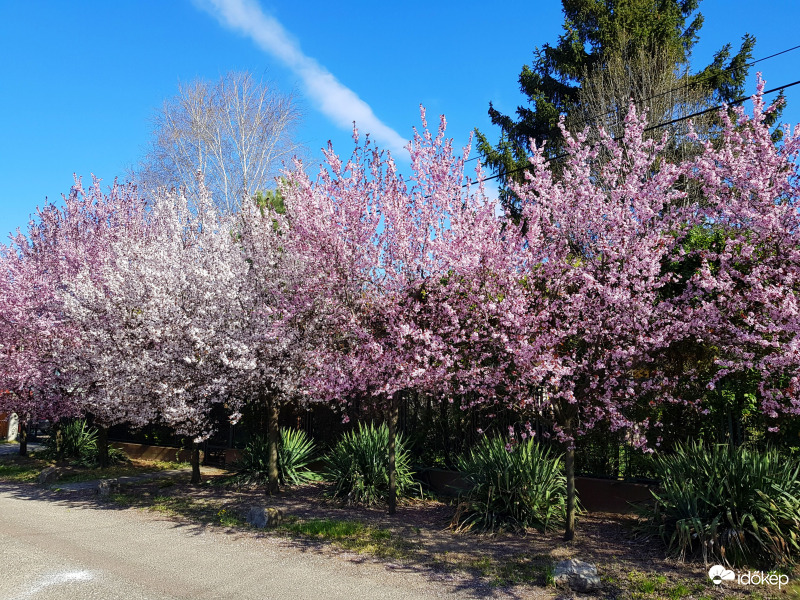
[0,484,524,600]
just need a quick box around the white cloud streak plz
[195,0,408,155]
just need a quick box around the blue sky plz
[1,0,798,239]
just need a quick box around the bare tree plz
[135,72,302,213]
[565,33,715,157]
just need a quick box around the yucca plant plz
[278,428,318,485]
[45,418,98,462]
[642,441,800,567]
[235,428,318,487]
[322,422,415,506]
[454,436,567,533]
[43,418,126,467]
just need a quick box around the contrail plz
[194,0,408,155]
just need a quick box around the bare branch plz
[135,72,302,213]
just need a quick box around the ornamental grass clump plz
[322,422,415,506]
[643,441,800,567]
[454,436,567,533]
[234,428,318,487]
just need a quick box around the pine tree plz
[477,0,755,214]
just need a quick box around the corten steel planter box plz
[418,468,655,514]
[224,448,241,466]
[111,442,201,464]
[574,476,655,514]
[417,468,470,497]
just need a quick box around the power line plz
[643,79,800,132]
[467,42,800,165]
[470,77,800,188]
[573,43,800,131]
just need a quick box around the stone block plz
[246,506,283,528]
[38,466,59,486]
[553,559,602,593]
[96,479,120,497]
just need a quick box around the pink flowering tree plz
[502,78,800,541]
[673,78,800,432]
[21,177,162,465]
[232,196,314,494]
[283,110,510,513]
[12,176,252,477]
[0,235,76,455]
[139,184,254,483]
[506,105,697,540]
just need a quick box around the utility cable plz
[468,77,800,187]
[467,42,800,165]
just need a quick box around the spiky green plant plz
[278,428,318,485]
[643,441,800,567]
[322,422,415,506]
[234,428,318,487]
[42,418,126,467]
[454,436,567,532]
[45,418,97,461]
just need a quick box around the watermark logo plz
[708,565,789,589]
[708,565,735,585]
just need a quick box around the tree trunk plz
[190,442,201,485]
[18,420,28,457]
[97,425,109,469]
[387,397,400,515]
[440,398,449,466]
[564,431,577,541]
[267,394,280,495]
[55,424,64,461]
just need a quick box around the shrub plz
[43,419,126,467]
[278,428,318,485]
[322,422,415,506]
[642,441,800,567]
[234,428,318,487]
[454,436,567,532]
[46,418,97,461]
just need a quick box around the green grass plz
[635,573,666,593]
[0,462,42,482]
[281,518,408,558]
[109,492,139,504]
[0,452,50,482]
[626,570,709,600]
[215,508,245,527]
[284,518,366,538]
[666,583,691,600]
[108,489,237,525]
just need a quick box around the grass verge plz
[451,553,556,587]
[0,462,43,482]
[0,454,49,482]
[281,518,408,559]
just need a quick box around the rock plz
[96,479,119,497]
[553,559,602,593]
[38,466,59,486]
[246,506,283,528]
